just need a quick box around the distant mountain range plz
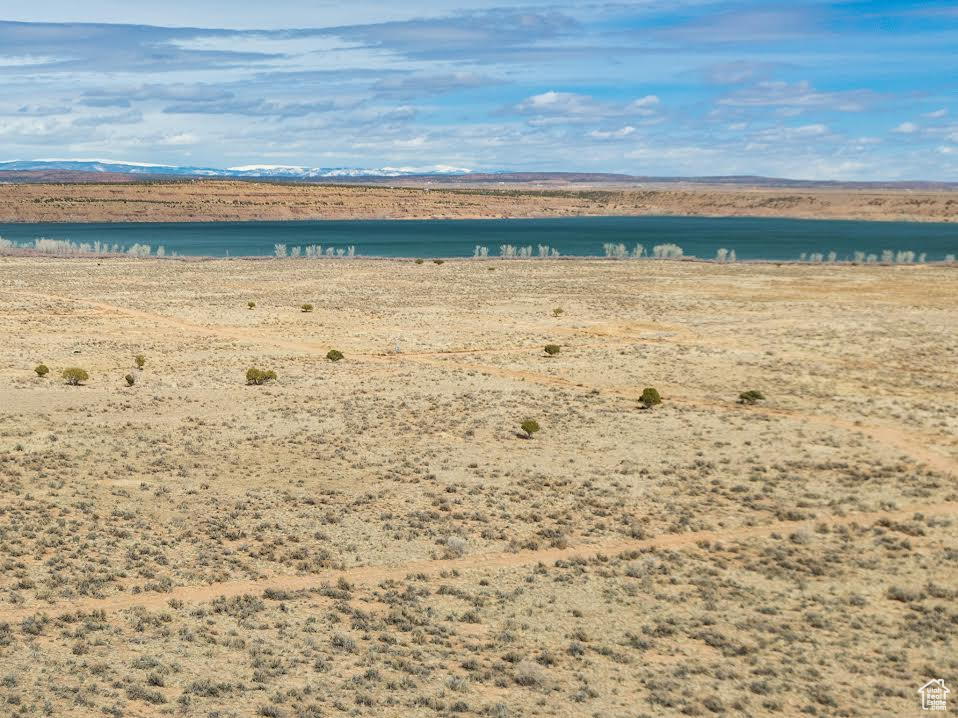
[2,159,957,189]
[0,159,473,179]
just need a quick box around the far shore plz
[1,179,956,223]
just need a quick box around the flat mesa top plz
[0,179,956,223]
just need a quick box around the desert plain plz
[0,256,956,717]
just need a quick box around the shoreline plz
[3,251,955,267]
[0,210,954,225]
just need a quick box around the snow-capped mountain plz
[0,159,474,178]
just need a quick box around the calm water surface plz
[1,216,955,260]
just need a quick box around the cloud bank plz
[0,1,956,180]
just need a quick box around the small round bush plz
[739,389,766,405]
[544,344,561,356]
[433,259,445,265]
[640,387,662,408]
[520,419,540,438]
[246,367,277,385]
[62,368,89,386]
[248,301,256,310]
[34,364,49,378]
[552,307,564,317]
[301,303,314,313]
[134,354,146,369]
[444,536,468,558]
[125,374,136,387]
[414,258,425,265]
[326,349,344,362]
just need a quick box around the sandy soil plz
[0,256,955,717]
[1,180,957,222]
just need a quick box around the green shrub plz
[34,364,49,378]
[134,354,146,369]
[301,303,314,313]
[520,419,540,438]
[739,390,766,405]
[414,258,425,265]
[639,387,661,408]
[125,374,136,387]
[544,344,561,356]
[62,368,89,386]
[246,367,277,385]
[326,349,344,362]
[552,307,564,318]
[433,259,445,265]
[248,301,256,309]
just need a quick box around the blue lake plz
[1,216,956,260]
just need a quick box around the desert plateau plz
[1,180,957,223]
[0,256,955,716]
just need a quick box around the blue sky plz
[1,1,956,179]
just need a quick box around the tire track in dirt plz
[2,501,955,623]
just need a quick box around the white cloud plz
[627,95,660,116]
[159,133,199,146]
[719,80,875,113]
[513,91,662,125]
[0,7,953,180]
[588,126,636,139]
[515,91,593,115]
[0,116,73,138]
[894,122,918,134]
[0,54,64,66]
[744,124,830,149]
[1,1,569,31]
[776,123,828,137]
[847,136,881,151]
